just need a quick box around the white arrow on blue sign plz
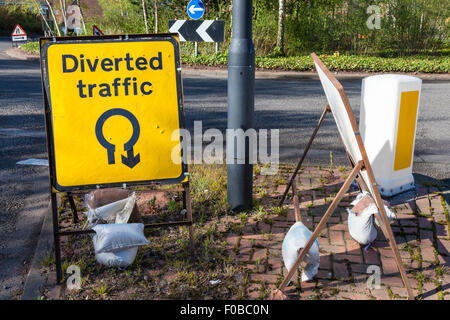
[187,0,205,20]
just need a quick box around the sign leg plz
[51,191,62,284]
[67,192,78,224]
[184,183,195,257]
[369,177,415,299]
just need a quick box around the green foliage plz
[97,0,147,34]
[181,52,449,73]
[90,0,448,56]
[0,4,42,36]
[282,0,449,56]
[20,41,39,54]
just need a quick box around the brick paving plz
[226,166,450,300]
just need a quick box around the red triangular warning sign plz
[92,25,104,36]
[11,24,26,36]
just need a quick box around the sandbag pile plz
[83,188,147,268]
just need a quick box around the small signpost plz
[169,20,224,42]
[40,34,194,283]
[169,0,222,56]
[187,0,205,20]
[92,25,104,36]
[11,24,27,47]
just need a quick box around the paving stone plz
[334,253,363,264]
[418,217,433,229]
[249,273,279,284]
[343,231,352,240]
[370,287,390,300]
[319,255,332,269]
[329,223,347,231]
[400,218,417,227]
[420,229,434,242]
[434,223,448,238]
[436,239,450,256]
[415,198,431,216]
[381,257,399,275]
[316,269,333,280]
[257,221,272,233]
[421,246,437,262]
[379,247,396,259]
[345,239,362,254]
[350,263,370,274]
[252,249,267,262]
[333,262,349,280]
[389,286,409,299]
[226,234,240,247]
[363,248,380,265]
[329,231,344,245]
[321,244,345,254]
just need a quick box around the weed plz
[93,284,110,296]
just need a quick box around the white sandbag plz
[282,221,320,282]
[347,208,377,245]
[92,223,149,254]
[84,193,137,228]
[347,192,397,245]
[95,246,138,268]
[374,205,396,227]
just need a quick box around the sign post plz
[92,25,104,36]
[168,20,224,42]
[169,19,224,57]
[40,34,194,283]
[226,0,255,212]
[187,0,205,20]
[11,24,27,46]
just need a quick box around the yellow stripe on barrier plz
[394,90,419,171]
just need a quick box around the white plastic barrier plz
[360,74,422,197]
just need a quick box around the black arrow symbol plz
[121,147,140,168]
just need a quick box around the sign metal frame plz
[39,34,194,284]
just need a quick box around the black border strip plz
[40,34,188,192]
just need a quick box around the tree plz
[276,0,285,55]
[154,0,158,33]
[141,0,149,33]
[45,0,61,36]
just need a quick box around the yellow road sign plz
[41,36,186,190]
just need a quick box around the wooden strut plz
[279,104,331,207]
[51,182,195,284]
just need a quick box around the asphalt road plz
[0,38,49,299]
[0,37,448,299]
[182,70,450,183]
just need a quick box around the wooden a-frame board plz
[274,53,414,300]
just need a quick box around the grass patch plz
[20,41,39,54]
[21,41,449,73]
[182,52,449,73]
